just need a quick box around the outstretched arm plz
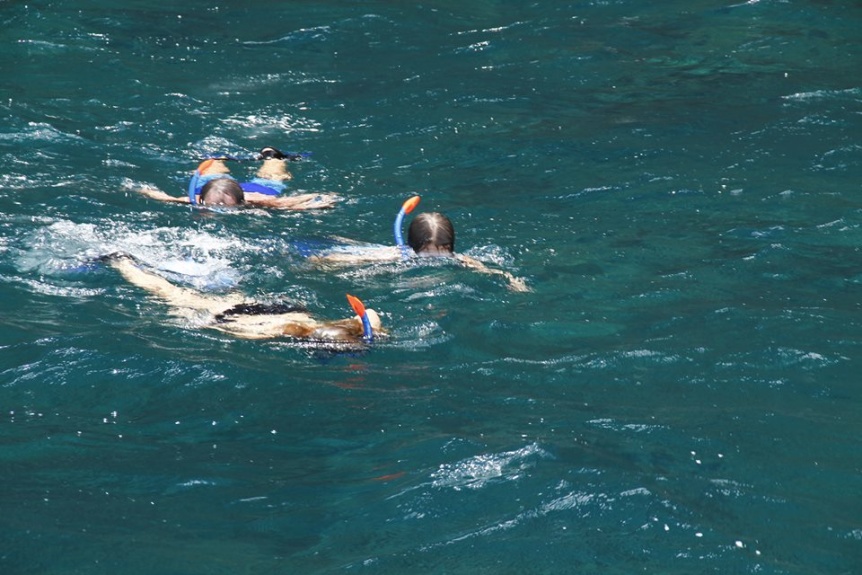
[455,254,531,292]
[245,192,339,210]
[308,245,402,265]
[138,186,188,204]
[107,255,244,313]
[138,160,231,205]
[139,185,337,211]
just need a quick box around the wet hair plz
[200,177,244,206]
[407,212,455,255]
[258,146,287,160]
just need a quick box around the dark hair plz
[258,146,287,160]
[200,178,244,206]
[407,212,455,255]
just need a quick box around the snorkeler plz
[138,147,338,210]
[104,253,381,343]
[308,196,530,292]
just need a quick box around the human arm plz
[455,254,531,292]
[138,185,332,211]
[138,160,233,205]
[107,254,244,313]
[138,186,188,204]
[307,245,402,265]
[245,192,339,210]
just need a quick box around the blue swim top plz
[189,174,285,203]
[240,178,286,196]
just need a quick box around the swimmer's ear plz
[364,309,382,331]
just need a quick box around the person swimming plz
[103,253,381,343]
[307,196,530,292]
[137,147,338,210]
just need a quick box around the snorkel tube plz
[187,159,215,204]
[394,195,421,259]
[346,294,374,342]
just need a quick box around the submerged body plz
[309,211,530,292]
[139,148,338,210]
[108,255,381,342]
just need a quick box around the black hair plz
[259,146,287,160]
[215,302,308,323]
[200,178,244,206]
[407,212,455,255]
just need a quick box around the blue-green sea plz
[2,1,861,573]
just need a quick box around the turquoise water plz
[2,1,861,573]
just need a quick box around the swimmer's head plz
[199,177,245,206]
[301,307,384,342]
[407,212,455,256]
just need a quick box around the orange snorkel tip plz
[346,294,373,342]
[402,195,421,215]
[346,293,366,317]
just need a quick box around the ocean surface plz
[2,1,861,573]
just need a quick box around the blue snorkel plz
[346,294,374,342]
[188,159,216,204]
[394,195,421,259]
[187,169,200,204]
